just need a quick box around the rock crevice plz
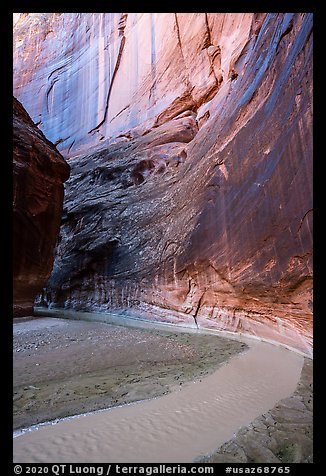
[89,13,128,134]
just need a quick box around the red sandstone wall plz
[13,97,70,316]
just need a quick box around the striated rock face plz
[14,13,313,354]
[13,13,252,156]
[13,97,70,316]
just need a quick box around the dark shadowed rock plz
[13,97,70,316]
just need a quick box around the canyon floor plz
[197,357,313,463]
[13,315,312,463]
[13,316,247,431]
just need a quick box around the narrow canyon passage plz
[13,335,303,463]
[13,13,313,355]
[13,12,313,464]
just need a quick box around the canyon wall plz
[13,13,313,354]
[13,13,256,156]
[13,97,70,316]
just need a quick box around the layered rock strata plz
[13,97,70,316]
[14,13,313,354]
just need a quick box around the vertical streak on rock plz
[97,13,105,125]
[88,13,128,134]
[174,13,192,91]
[204,14,222,87]
[204,13,212,47]
[149,13,157,108]
[46,79,58,114]
[193,292,205,328]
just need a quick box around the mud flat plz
[13,315,246,431]
[13,314,306,463]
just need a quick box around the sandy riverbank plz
[198,358,313,463]
[13,315,307,463]
[14,316,247,431]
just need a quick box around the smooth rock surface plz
[14,13,313,353]
[13,97,70,316]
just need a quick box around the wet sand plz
[198,358,313,463]
[13,316,304,463]
[14,316,246,431]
